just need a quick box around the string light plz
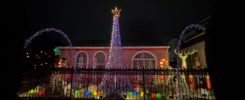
[24,28,72,49]
[175,24,206,99]
[98,7,131,93]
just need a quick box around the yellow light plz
[112,7,121,18]
[28,89,35,94]
[93,91,97,96]
[160,62,163,64]
[140,92,144,97]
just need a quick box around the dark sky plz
[22,0,215,47]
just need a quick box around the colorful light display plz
[98,7,131,93]
[17,6,216,100]
[175,24,206,99]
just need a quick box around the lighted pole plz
[175,24,205,100]
[99,7,130,94]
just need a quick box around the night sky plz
[22,0,215,47]
[2,0,216,98]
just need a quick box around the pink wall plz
[58,46,169,69]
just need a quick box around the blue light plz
[85,90,91,96]
[132,90,138,96]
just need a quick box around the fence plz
[17,67,215,100]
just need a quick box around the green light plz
[156,93,161,98]
[54,47,61,55]
[127,91,133,96]
[75,90,81,94]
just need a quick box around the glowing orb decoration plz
[97,90,102,96]
[85,90,91,96]
[75,90,81,94]
[151,93,156,99]
[127,91,133,96]
[132,90,138,96]
[93,91,97,96]
[156,93,162,98]
[140,92,144,97]
[28,89,35,94]
[38,90,45,96]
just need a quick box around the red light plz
[38,90,45,96]
[98,90,102,96]
[151,93,156,99]
[159,76,165,80]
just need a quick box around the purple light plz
[98,7,131,93]
[24,28,72,49]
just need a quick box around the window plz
[187,51,201,69]
[94,52,106,69]
[76,52,88,69]
[133,52,156,69]
[132,52,156,86]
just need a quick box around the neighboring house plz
[167,16,210,69]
